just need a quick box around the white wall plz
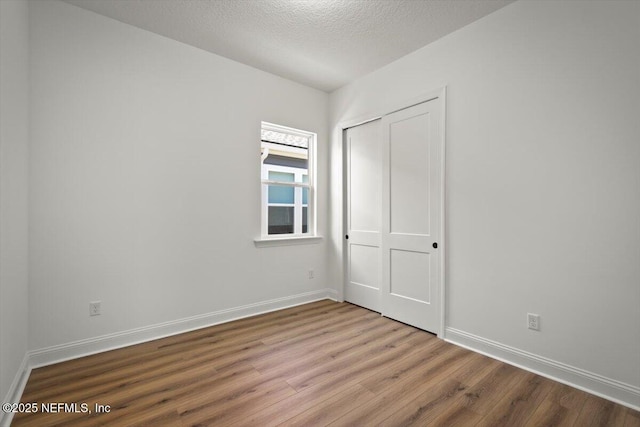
[28,0,329,351]
[330,0,640,406]
[0,0,30,407]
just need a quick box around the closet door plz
[344,119,382,312]
[381,99,442,333]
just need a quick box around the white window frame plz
[256,122,319,246]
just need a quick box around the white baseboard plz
[0,354,30,427]
[29,288,336,370]
[445,327,640,411]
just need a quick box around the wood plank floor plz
[13,300,640,426]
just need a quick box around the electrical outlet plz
[527,313,540,331]
[89,301,101,316]
[308,269,314,279]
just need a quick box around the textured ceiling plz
[63,0,515,92]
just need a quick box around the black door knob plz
[345,235,349,240]
[433,242,438,249]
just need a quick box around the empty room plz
[1,0,639,425]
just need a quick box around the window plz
[261,122,315,238]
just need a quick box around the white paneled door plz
[345,119,382,312]
[381,100,442,333]
[345,97,443,334]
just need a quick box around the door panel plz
[349,124,381,232]
[381,99,442,333]
[390,249,431,303]
[350,244,380,289]
[389,112,431,235]
[345,119,382,312]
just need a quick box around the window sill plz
[254,235,323,248]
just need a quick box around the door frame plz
[340,87,447,338]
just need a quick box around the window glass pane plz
[268,206,294,234]
[262,141,308,182]
[302,207,308,234]
[302,188,308,205]
[269,171,294,182]
[268,184,294,204]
